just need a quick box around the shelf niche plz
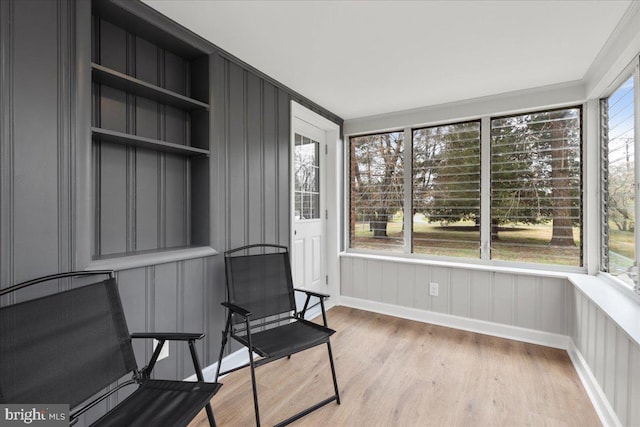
[91,0,211,258]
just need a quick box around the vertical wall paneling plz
[629,344,640,425]
[431,267,449,314]
[351,257,366,300]
[396,263,415,308]
[74,0,91,271]
[263,82,277,244]
[470,271,491,321]
[413,265,430,311]
[515,275,537,330]
[604,317,617,403]
[247,73,263,244]
[340,257,571,337]
[277,90,290,246]
[595,308,606,385]
[450,269,471,318]
[493,273,514,325]
[614,329,630,425]
[381,261,399,305]
[227,62,246,248]
[57,0,75,280]
[0,0,14,295]
[367,260,383,303]
[13,0,61,284]
[539,277,565,334]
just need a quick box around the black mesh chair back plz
[0,276,136,407]
[216,244,340,427]
[0,271,220,427]
[225,247,296,324]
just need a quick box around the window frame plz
[599,57,640,293]
[345,106,586,273]
[489,105,584,268]
[348,130,407,253]
[411,120,482,260]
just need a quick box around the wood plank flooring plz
[191,306,600,426]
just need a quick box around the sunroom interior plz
[2,0,640,426]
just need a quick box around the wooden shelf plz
[91,63,209,111]
[92,127,209,156]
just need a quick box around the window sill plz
[87,246,218,271]
[340,250,585,278]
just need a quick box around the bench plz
[0,271,221,426]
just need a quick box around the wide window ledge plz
[340,251,584,279]
[87,246,218,271]
[567,273,640,346]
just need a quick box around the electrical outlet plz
[429,282,439,297]
[153,339,169,361]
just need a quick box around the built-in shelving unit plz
[91,0,211,259]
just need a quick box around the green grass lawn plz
[352,219,582,266]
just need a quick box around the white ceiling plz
[144,0,632,120]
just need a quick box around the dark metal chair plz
[214,244,340,427]
[0,270,221,427]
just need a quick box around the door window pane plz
[295,134,320,220]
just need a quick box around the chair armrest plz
[222,301,252,318]
[294,288,330,299]
[131,332,205,341]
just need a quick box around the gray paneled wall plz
[341,256,569,335]
[0,0,76,290]
[569,287,640,426]
[211,53,291,252]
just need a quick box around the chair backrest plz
[224,244,296,323]
[0,272,138,408]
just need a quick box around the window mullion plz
[480,116,491,260]
[634,58,640,293]
[403,127,413,254]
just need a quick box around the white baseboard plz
[339,296,571,349]
[339,296,620,427]
[567,341,621,427]
[185,347,252,382]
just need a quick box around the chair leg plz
[248,350,261,427]
[188,340,217,427]
[326,341,341,405]
[215,313,232,383]
[245,318,261,427]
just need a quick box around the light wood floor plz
[191,306,600,426]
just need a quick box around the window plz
[294,134,320,220]
[602,75,636,285]
[347,107,584,268]
[490,107,582,266]
[412,121,481,258]
[350,131,404,252]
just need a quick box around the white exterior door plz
[291,118,326,294]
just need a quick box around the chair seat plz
[235,319,335,360]
[91,380,221,427]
